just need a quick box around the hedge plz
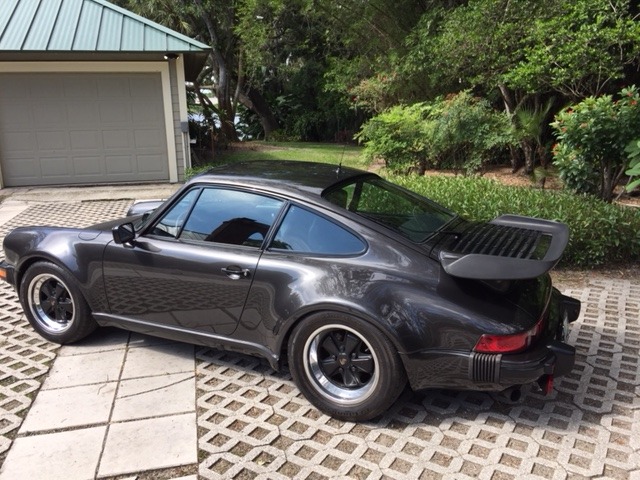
[386,174,640,268]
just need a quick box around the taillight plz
[474,316,545,354]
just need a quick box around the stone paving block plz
[112,372,195,421]
[195,281,640,480]
[57,327,129,356]
[0,202,29,226]
[43,348,126,389]
[98,413,197,477]
[0,200,131,465]
[20,382,117,433]
[2,199,640,480]
[0,426,105,480]
[129,332,179,348]
[121,342,194,379]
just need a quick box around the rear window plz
[324,177,455,243]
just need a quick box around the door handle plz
[221,266,251,280]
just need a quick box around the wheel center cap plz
[338,353,349,366]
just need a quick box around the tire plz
[288,312,407,421]
[19,262,97,344]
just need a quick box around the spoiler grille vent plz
[450,224,546,259]
[470,352,501,383]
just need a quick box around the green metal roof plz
[0,0,210,53]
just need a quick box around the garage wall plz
[0,72,171,187]
[169,57,189,180]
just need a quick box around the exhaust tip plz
[501,386,522,402]
[539,375,554,395]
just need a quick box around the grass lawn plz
[194,141,367,171]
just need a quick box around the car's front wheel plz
[288,312,407,421]
[20,262,97,344]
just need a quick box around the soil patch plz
[552,265,640,289]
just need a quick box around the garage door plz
[0,73,169,187]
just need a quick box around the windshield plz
[323,176,456,243]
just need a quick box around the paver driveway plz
[0,200,638,479]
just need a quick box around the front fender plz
[3,227,111,312]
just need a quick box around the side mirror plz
[112,223,136,245]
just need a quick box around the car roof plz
[188,160,372,197]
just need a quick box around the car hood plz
[426,215,569,281]
[85,217,137,234]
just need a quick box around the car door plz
[102,186,284,336]
[239,204,369,349]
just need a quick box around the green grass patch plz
[187,141,366,179]
[387,173,640,268]
[217,141,364,165]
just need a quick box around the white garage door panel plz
[74,156,103,176]
[0,73,169,186]
[40,157,69,177]
[36,131,68,150]
[70,131,101,150]
[67,102,100,124]
[138,154,166,173]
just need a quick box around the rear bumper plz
[402,292,580,392]
[492,339,575,385]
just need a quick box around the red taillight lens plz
[474,316,546,354]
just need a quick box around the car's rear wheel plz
[288,312,406,421]
[20,262,97,344]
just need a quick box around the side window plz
[179,188,283,247]
[150,189,200,238]
[271,206,365,255]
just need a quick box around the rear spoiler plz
[439,215,569,280]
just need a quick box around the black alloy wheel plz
[20,262,97,344]
[288,312,406,421]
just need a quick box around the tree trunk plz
[508,145,523,172]
[217,92,239,143]
[193,0,239,143]
[601,161,614,203]
[214,57,239,143]
[239,88,280,138]
[521,140,536,175]
[498,84,524,172]
[498,83,515,116]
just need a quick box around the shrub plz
[625,139,640,192]
[357,91,515,174]
[356,102,429,171]
[551,86,640,202]
[386,173,640,268]
[184,165,211,180]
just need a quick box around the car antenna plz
[336,144,346,174]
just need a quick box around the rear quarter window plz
[270,206,365,255]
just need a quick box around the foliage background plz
[119,0,640,269]
[115,0,640,151]
[387,174,640,267]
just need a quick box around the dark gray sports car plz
[0,161,580,421]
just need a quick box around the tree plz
[115,0,281,141]
[317,0,445,113]
[114,0,640,153]
[551,87,640,202]
[506,0,640,99]
[401,0,640,173]
[513,99,555,175]
[357,92,515,174]
[235,0,354,140]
